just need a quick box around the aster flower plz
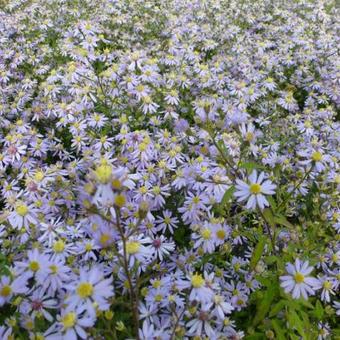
[45,306,95,340]
[280,259,319,300]
[234,170,276,210]
[8,201,37,229]
[65,266,114,316]
[0,275,29,306]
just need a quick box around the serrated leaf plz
[250,236,267,270]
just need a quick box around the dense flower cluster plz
[0,0,339,339]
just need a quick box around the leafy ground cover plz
[0,0,339,339]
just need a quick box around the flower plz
[234,170,276,210]
[8,201,37,229]
[65,266,114,316]
[280,259,319,299]
[45,306,95,340]
[0,276,29,306]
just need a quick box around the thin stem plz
[114,208,140,340]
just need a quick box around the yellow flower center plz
[216,229,226,240]
[154,294,163,302]
[114,194,126,208]
[245,132,254,142]
[200,228,212,240]
[112,178,122,190]
[0,285,12,297]
[29,261,40,272]
[49,265,58,274]
[85,243,92,251]
[191,274,205,288]
[34,171,44,182]
[95,164,112,184]
[53,240,65,253]
[62,312,76,329]
[152,280,161,288]
[126,241,140,254]
[76,282,93,298]
[323,281,332,290]
[250,183,262,194]
[294,272,305,283]
[192,196,200,204]
[16,204,29,217]
[311,151,323,162]
[100,233,111,246]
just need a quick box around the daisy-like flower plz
[8,201,37,229]
[312,276,336,302]
[188,272,214,303]
[150,235,175,261]
[45,306,95,340]
[15,249,50,283]
[234,170,276,210]
[186,304,216,338]
[121,236,152,267]
[0,275,29,306]
[280,259,319,300]
[65,266,114,316]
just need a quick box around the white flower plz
[8,201,37,229]
[0,275,29,306]
[234,170,276,210]
[65,266,114,316]
[280,259,319,300]
[15,249,50,283]
[45,306,95,340]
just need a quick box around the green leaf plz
[262,208,276,228]
[271,319,286,340]
[314,300,324,319]
[220,185,235,206]
[250,236,267,270]
[274,214,294,229]
[239,162,265,171]
[287,309,305,338]
[266,195,277,211]
[252,283,278,326]
[269,300,286,317]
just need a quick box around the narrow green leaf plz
[271,319,286,340]
[269,300,286,317]
[252,283,278,326]
[239,162,265,171]
[274,214,294,229]
[262,208,276,228]
[314,300,324,319]
[221,185,235,206]
[250,236,267,270]
[287,309,305,338]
